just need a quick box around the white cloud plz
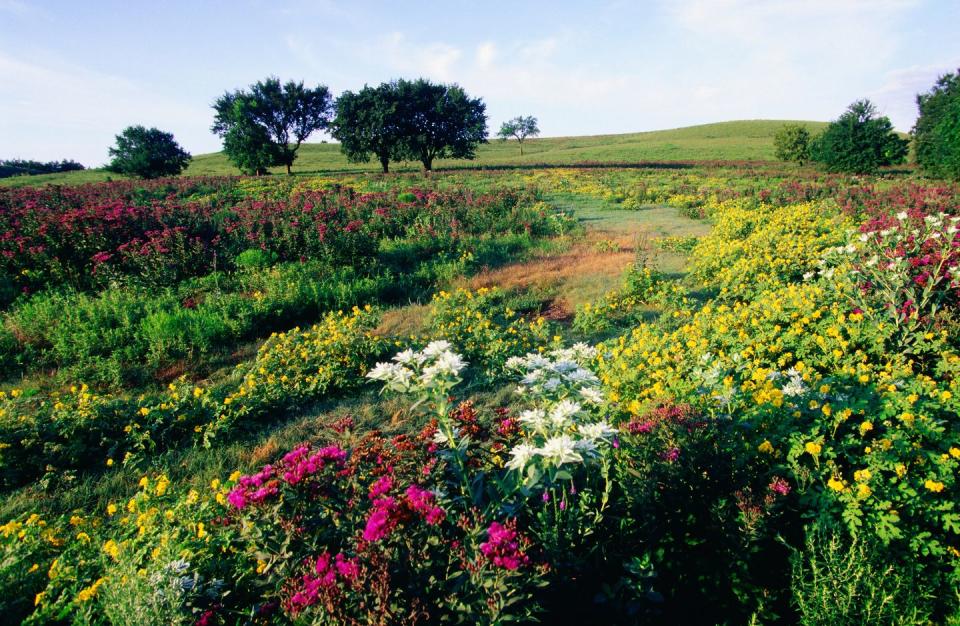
[868,62,960,130]
[0,53,216,165]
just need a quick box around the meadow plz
[0,120,827,188]
[1,159,959,625]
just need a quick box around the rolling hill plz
[1,120,828,187]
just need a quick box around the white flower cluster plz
[367,340,467,394]
[504,345,616,482]
[506,343,602,404]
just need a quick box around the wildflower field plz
[1,163,959,625]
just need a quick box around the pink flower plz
[479,521,530,570]
[368,475,394,500]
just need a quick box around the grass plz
[0,120,827,187]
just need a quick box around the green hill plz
[1,120,827,187]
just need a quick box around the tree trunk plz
[380,157,389,174]
[285,163,292,175]
[422,157,433,172]
[520,140,524,156]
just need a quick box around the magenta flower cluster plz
[287,552,361,614]
[227,443,348,509]
[361,483,446,542]
[479,521,530,571]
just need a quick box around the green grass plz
[0,120,827,187]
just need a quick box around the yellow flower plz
[210,478,221,491]
[103,540,121,559]
[34,591,45,607]
[895,463,907,477]
[138,476,149,489]
[758,440,774,454]
[858,421,873,436]
[950,447,960,459]
[853,469,872,482]
[197,522,206,539]
[106,503,118,516]
[924,480,945,493]
[827,477,845,492]
[76,578,105,602]
[804,442,822,456]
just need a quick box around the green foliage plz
[497,116,540,155]
[393,78,488,171]
[107,126,191,179]
[810,100,908,174]
[913,69,960,180]
[774,123,812,165]
[212,77,332,175]
[331,83,407,173]
[790,524,935,625]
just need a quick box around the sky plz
[2,0,959,166]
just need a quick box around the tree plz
[212,77,333,175]
[331,83,406,173]
[393,79,487,172]
[220,98,283,176]
[773,123,811,165]
[810,100,908,174]
[497,116,540,155]
[106,126,191,179]
[913,69,960,180]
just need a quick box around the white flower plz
[505,444,538,471]
[542,377,562,392]
[536,435,584,467]
[896,211,908,221]
[577,421,617,441]
[518,409,548,431]
[802,271,815,281]
[579,387,604,405]
[549,399,582,425]
[421,340,452,357]
[392,348,421,365]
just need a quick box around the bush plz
[810,100,908,174]
[774,123,812,165]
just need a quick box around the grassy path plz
[458,193,711,317]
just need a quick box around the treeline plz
[774,67,960,179]
[0,159,85,179]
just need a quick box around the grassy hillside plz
[1,119,827,187]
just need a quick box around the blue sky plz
[2,0,959,165]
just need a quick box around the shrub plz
[810,100,908,174]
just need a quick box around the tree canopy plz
[913,69,960,180]
[810,100,908,174]
[107,126,191,179]
[331,83,406,173]
[212,77,333,175]
[393,79,487,171]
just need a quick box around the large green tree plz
[810,100,908,174]
[497,116,540,155]
[393,79,487,172]
[212,77,332,175]
[773,123,811,165]
[106,126,191,179]
[331,83,406,173]
[913,69,960,180]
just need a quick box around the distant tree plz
[0,159,84,178]
[394,79,488,172]
[773,123,811,165]
[331,83,406,173]
[913,69,960,180]
[212,77,333,175]
[497,116,540,155]
[810,100,908,174]
[107,126,191,179]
